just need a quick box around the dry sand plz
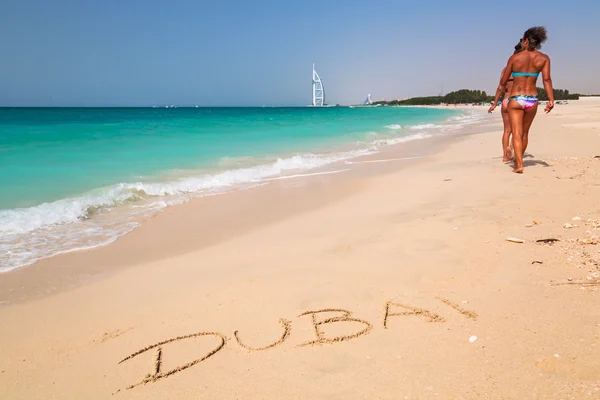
[1,98,599,399]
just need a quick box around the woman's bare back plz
[509,51,549,96]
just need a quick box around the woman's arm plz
[490,67,506,108]
[542,56,554,113]
[489,58,513,113]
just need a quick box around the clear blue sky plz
[1,0,599,106]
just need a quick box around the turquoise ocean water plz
[0,106,479,271]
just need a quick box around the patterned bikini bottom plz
[509,95,538,110]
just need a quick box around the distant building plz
[312,64,325,106]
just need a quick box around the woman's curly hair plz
[523,26,547,50]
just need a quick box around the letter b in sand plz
[298,308,373,346]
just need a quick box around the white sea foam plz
[409,123,443,130]
[385,124,404,130]
[447,111,486,126]
[0,187,140,236]
[402,111,484,135]
[370,133,430,146]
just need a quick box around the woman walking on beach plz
[494,42,523,162]
[489,26,554,173]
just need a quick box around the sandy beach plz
[1,99,599,399]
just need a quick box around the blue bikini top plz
[512,72,540,77]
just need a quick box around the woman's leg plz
[501,107,513,161]
[521,102,539,154]
[508,102,525,173]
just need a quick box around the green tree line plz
[373,89,492,106]
[373,88,580,106]
[537,88,579,101]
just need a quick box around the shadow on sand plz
[523,159,551,168]
[504,153,551,169]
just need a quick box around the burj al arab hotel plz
[312,64,325,106]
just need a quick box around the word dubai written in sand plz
[117,297,477,391]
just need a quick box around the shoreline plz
[0,99,599,399]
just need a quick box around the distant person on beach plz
[495,41,523,162]
[489,26,554,173]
